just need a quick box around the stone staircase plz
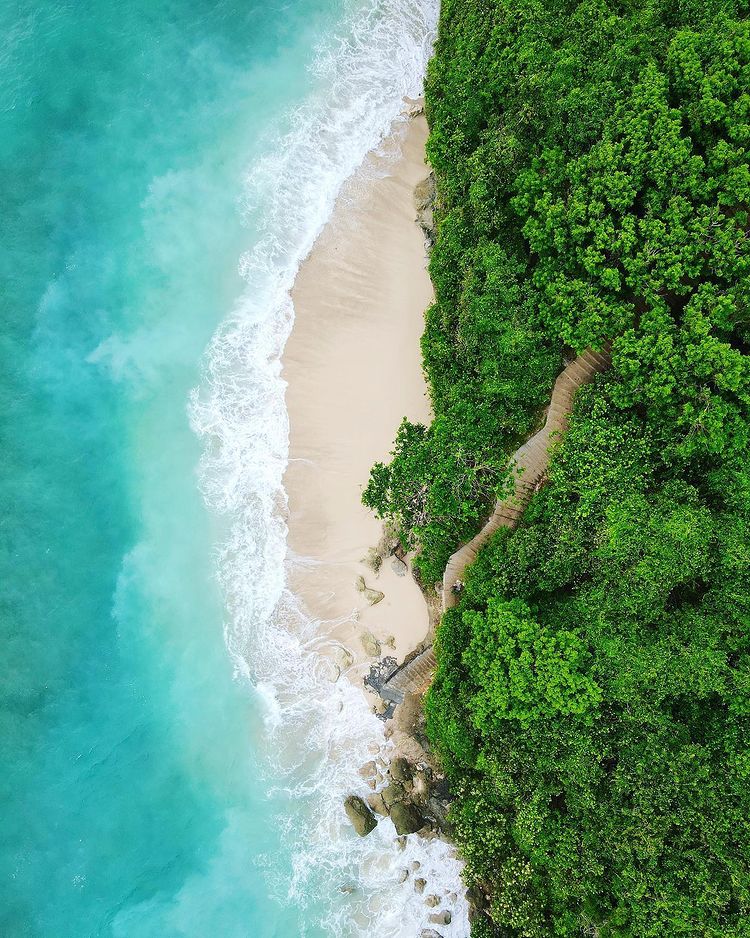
[442,345,611,610]
[379,345,611,706]
[380,646,437,705]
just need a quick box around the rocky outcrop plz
[349,755,448,842]
[414,173,436,247]
[390,801,424,835]
[344,795,377,837]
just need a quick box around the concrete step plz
[565,361,591,381]
[555,372,579,392]
[438,344,612,615]
[585,352,610,371]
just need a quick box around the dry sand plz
[283,112,432,684]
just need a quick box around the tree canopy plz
[366,0,750,934]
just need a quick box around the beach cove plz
[0,0,468,934]
[284,112,431,673]
[282,107,470,933]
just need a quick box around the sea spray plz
[190,0,470,933]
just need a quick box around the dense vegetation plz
[365,1,750,934]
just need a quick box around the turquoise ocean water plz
[1,2,462,936]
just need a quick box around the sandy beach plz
[283,111,432,684]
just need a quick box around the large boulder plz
[367,792,388,816]
[390,801,424,835]
[381,781,406,809]
[344,795,377,837]
[390,757,413,783]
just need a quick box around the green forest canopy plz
[364,1,750,934]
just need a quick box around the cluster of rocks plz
[344,755,450,838]
[362,528,408,578]
[397,861,456,936]
[344,755,455,935]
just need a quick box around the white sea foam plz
[190,0,470,933]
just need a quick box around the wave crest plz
[190,0,469,933]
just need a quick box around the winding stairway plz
[379,345,611,705]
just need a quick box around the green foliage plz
[368,0,750,934]
[463,598,602,729]
[427,385,750,936]
[362,417,514,583]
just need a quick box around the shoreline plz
[282,110,433,685]
[281,107,467,931]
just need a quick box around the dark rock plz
[363,656,398,694]
[466,884,490,911]
[431,776,452,800]
[390,757,413,783]
[429,911,452,926]
[426,796,450,831]
[390,801,424,835]
[344,795,377,836]
[414,877,427,894]
[425,895,440,908]
[381,781,406,809]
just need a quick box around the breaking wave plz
[190,0,469,933]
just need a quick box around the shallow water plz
[1,1,465,935]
